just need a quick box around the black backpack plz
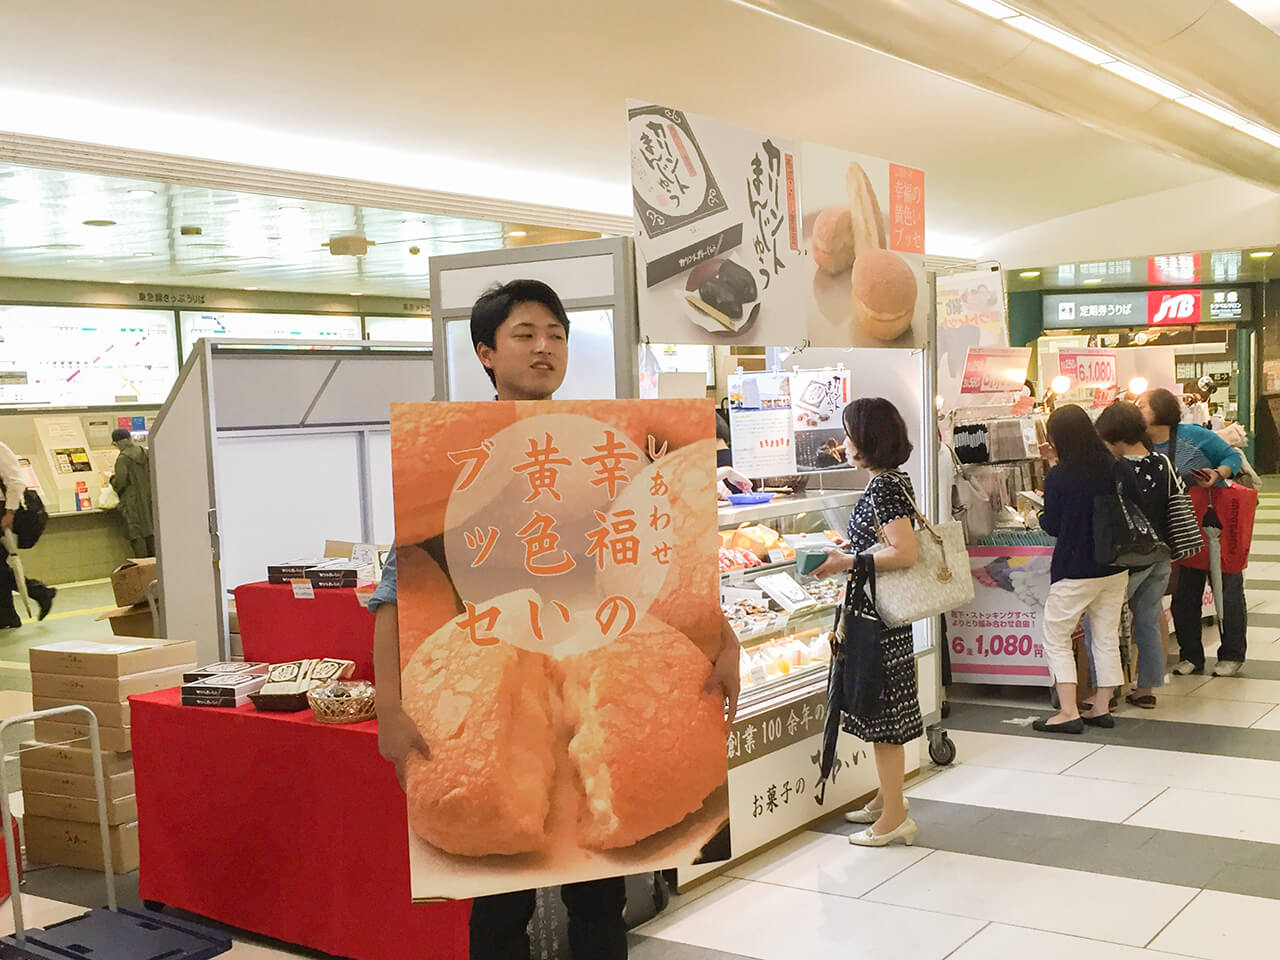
[6,488,48,549]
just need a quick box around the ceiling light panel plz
[1005,15,1113,63]
[1100,61,1187,100]
[953,0,1018,16]
[1178,96,1248,127]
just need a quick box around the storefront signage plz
[946,546,1053,686]
[1148,289,1201,325]
[1058,349,1117,390]
[390,399,728,900]
[959,347,1031,395]
[1044,288,1252,329]
[629,101,927,349]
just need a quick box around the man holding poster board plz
[370,280,740,959]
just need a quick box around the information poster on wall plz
[389,399,728,900]
[629,102,926,349]
[791,369,851,472]
[937,270,1010,405]
[179,312,361,358]
[727,372,796,477]
[946,546,1052,686]
[0,306,178,406]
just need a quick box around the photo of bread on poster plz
[802,141,928,349]
[390,398,729,901]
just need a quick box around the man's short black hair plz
[470,280,570,385]
[111,428,131,443]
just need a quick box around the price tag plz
[767,548,788,564]
[291,580,315,600]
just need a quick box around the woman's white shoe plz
[848,817,918,847]
[844,800,908,824]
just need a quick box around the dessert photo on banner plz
[389,399,730,900]
[629,101,926,350]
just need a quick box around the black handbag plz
[1094,463,1169,569]
[0,481,48,550]
[834,556,885,717]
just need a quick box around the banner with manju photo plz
[389,399,730,900]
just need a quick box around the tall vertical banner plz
[390,400,729,900]
[935,270,1010,406]
[946,546,1052,686]
[629,102,927,349]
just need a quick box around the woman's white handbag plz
[868,474,975,628]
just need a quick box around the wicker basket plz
[307,681,377,724]
[759,474,811,494]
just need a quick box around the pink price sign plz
[1058,349,1117,390]
[946,546,1053,686]
[959,347,1031,395]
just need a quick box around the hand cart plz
[0,706,232,960]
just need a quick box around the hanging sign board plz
[629,101,926,349]
[1057,349,1117,390]
[959,347,1031,396]
[791,368,851,473]
[936,270,1009,404]
[727,372,797,477]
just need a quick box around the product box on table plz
[19,742,133,778]
[303,557,373,588]
[24,791,137,827]
[181,672,267,707]
[24,815,138,872]
[250,658,356,712]
[31,696,131,728]
[31,664,192,702]
[95,603,158,638]
[267,559,326,584]
[182,661,270,683]
[29,640,197,678]
[110,558,157,608]
[33,720,131,754]
[21,767,135,803]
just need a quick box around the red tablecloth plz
[233,581,376,680]
[131,689,468,960]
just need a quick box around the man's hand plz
[0,511,12,532]
[377,705,430,790]
[716,467,752,500]
[704,615,741,731]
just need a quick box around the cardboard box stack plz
[95,558,159,638]
[24,639,196,871]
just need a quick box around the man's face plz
[476,301,568,401]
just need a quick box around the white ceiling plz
[0,0,1231,262]
[0,164,594,295]
[1229,1,1280,32]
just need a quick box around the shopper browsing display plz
[1094,401,1178,709]
[1034,405,1140,734]
[369,279,741,960]
[1139,388,1247,677]
[812,398,924,848]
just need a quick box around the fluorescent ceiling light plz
[1005,15,1114,64]
[1177,96,1247,127]
[1019,270,1041,278]
[953,0,1018,17]
[507,230,528,238]
[1083,277,1103,284]
[118,280,135,284]
[1249,250,1275,259]
[1100,61,1186,99]
[127,188,156,198]
[1240,123,1280,148]
[244,286,258,290]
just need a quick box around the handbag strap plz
[870,472,943,549]
[1158,451,1186,497]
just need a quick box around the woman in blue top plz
[1034,405,1141,734]
[1139,388,1246,677]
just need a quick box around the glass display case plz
[718,490,860,717]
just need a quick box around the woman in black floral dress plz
[813,398,924,848]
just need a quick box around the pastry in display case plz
[717,489,860,714]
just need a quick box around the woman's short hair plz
[1095,401,1149,447]
[1142,388,1184,428]
[842,397,912,470]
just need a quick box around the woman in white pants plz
[1035,405,1139,734]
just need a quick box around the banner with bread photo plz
[390,398,730,900]
[629,101,927,350]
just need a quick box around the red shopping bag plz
[1183,483,1259,574]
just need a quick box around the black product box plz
[180,672,267,705]
[304,558,365,588]
[267,559,325,584]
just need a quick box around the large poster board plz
[629,102,926,349]
[0,306,177,406]
[946,546,1052,686]
[390,399,729,900]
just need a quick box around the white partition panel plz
[211,355,338,428]
[367,430,394,545]
[214,432,366,592]
[307,358,434,424]
[434,254,615,310]
[151,353,220,662]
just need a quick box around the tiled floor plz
[9,494,1280,959]
[628,484,1280,959]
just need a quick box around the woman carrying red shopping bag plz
[1139,388,1251,677]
